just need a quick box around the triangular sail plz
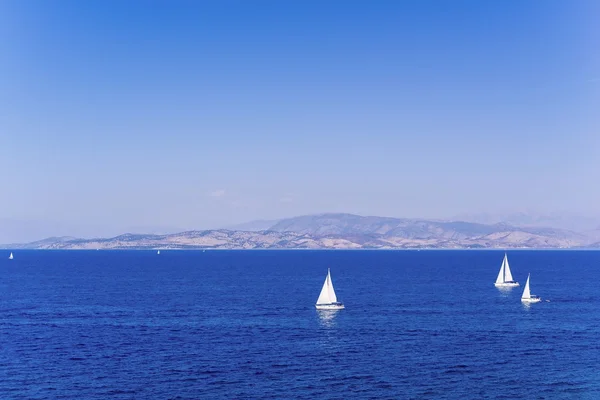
[316,269,337,304]
[8,252,13,260]
[316,275,331,304]
[522,274,531,299]
[495,255,506,284]
[503,254,514,282]
[327,269,338,303]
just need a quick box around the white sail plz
[316,268,337,304]
[327,270,338,303]
[495,253,519,287]
[495,255,506,284]
[503,254,514,282]
[8,252,13,260]
[522,274,531,299]
[157,250,160,255]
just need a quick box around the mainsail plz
[503,254,514,282]
[316,268,338,305]
[522,274,531,299]
[496,253,514,284]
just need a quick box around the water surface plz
[0,250,598,399]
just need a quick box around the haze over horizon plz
[2,1,599,242]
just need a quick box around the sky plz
[1,0,599,240]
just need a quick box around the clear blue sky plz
[1,0,599,237]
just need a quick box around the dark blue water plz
[1,250,599,399]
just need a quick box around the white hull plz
[315,303,345,310]
[521,297,541,303]
[494,282,519,287]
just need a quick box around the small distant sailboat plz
[315,268,344,310]
[494,253,519,287]
[521,273,541,303]
[157,250,160,255]
[8,252,13,260]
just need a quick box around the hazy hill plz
[224,219,280,232]
[269,213,578,239]
[2,213,593,250]
[453,211,600,233]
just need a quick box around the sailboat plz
[521,273,541,303]
[157,250,160,255]
[315,268,344,310]
[494,253,519,287]
[8,252,13,260]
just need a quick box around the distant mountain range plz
[224,219,280,232]
[3,213,600,250]
[453,211,600,233]
[0,218,182,245]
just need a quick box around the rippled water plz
[1,250,599,399]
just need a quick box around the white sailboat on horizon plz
[494,253,519,287]
[315,268,344,310]
[157,250,160,255]
[8,252,13,260]
[521,273,541,303]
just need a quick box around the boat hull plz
[521,297,542,303]
[315,303,345,310]
[494,282,519,287]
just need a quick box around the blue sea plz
[1,250,599,399]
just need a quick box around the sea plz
[1,250,599,399]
